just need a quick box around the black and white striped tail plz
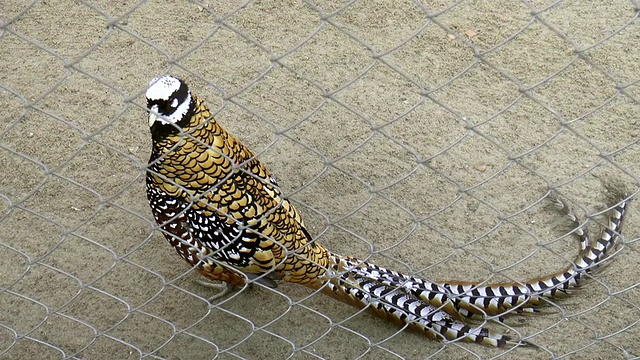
[322,255,515,347]
[322,196,628,346]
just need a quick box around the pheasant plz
[145,75,628,347]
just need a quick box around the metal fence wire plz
[2,0,640,359]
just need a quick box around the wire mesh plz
[1,0,640,359]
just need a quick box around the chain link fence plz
[2,0,640,359]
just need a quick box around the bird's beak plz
[148,105,160,127]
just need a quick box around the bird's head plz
[145,75,194,136]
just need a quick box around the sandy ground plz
[1,0,640,359]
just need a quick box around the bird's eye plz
[170,98,179,109]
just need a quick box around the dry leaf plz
[464,29,478,38]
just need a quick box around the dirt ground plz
[1,0,640,359]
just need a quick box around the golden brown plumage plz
[145,75,628,347]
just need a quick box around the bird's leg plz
[194,262,246,300]
[194,271,281,300]
[194,278,236,300]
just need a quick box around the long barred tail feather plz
[552,195,590,253]
[436,195,628,319]
[315,196,628,346]
[433,197,625,315]
[316,254,518,347]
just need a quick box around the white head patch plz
[146,75,192,126]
